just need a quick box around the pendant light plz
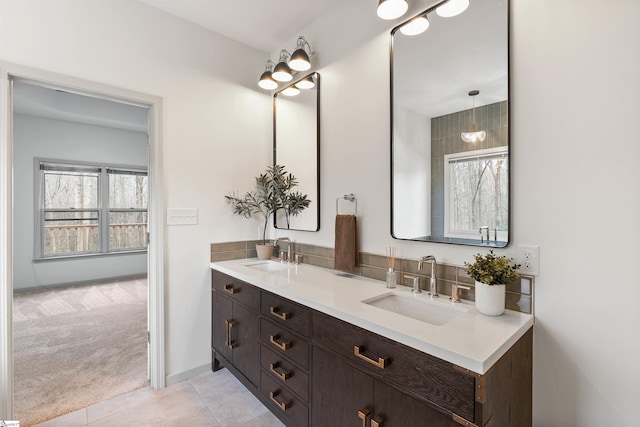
[461,90,486,143]
[272,50,293,82]
[399,14,429,36]
[377,0,408,20]
[436,0,469,18]
[289,36,311,71]
[258,60,277,90]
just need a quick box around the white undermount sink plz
[243,260,293,272]
[362,292,467,326]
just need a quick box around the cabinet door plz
[373,380,460,427]
[212,291,233,362]
[312,346,373,427]
[231,302,260,386]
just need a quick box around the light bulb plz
[377,0,408,20]
[400,16,430,36]
[436,0,470,18]
[282,86,300,96]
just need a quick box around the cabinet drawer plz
[261,344,309,402]
[312,311,476,421]
[261,292,310,338]
[261,318,310,370]
[211,270,259,312]
[260,370,309,427]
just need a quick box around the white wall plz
[0,0,271,383]
[2,0,640,425]
[12,113,148,290]
[271,0,640,426]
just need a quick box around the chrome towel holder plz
[336,193,357,215]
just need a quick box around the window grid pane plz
[43,210,100,255]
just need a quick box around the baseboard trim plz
[165,363,211,386]
[13,274,148,293]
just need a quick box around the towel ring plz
[336,193,357,215]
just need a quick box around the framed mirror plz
[391,0,509,247]
[274,72,320,231]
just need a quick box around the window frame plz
[35,158,148,260]
[443,146,509,242]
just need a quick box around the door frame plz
[0,61,166,419]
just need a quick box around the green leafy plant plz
[465,250,521,285]
[225,164,310,244]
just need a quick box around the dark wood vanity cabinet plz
[312,311,532,427]
[211,269,532,427]
[211,270,260,387]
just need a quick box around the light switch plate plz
[167,208,198,225]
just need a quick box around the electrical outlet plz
[516,245,540,276]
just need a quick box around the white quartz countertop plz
[210,258,534,374]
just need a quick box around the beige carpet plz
[12,278,149,427]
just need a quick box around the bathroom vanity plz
[210,259,533,427]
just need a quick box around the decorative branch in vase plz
[225,164,310,259]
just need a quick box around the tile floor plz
[33,369,285,427]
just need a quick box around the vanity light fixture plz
[436,0,470,18]
[289,36,312,71]
[399,14,429,35]
[461,90,487,143]
[377,0,408,20]
[295,75,315,90]
[258,60,278,90]
[272,50,293,82]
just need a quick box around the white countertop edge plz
[210,259,534,375]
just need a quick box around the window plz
[38,161,148,258]
[444,147,508,241]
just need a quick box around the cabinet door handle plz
[225,319,236,349]
[269,362,291,381]
[372,415,384,427]
[269,390,291,411]
[269,306,291,320]
[270,334,292,351]
[354,345,387,369]
[224,284,239,294]
[358,408,371,427]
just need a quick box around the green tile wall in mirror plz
[391,0,509,247]
[274,72,320,231]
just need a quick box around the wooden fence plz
[44,223,147,255]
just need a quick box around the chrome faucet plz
[275,237,292,263]
[418,256,438,298]
[479,226,489,244]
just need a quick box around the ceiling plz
[138,0,344,53]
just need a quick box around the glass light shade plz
[272,62,293,82]
[295,76,315,90]
[399,16,430,36]
[289,49,311,71]
[436,0,470,18]
[461,130,487,143]
[282,86,300,96]
[258,71,278,90]
[377,0,408,20]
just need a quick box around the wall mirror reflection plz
[274,72,320,231]
[391,0,509,247]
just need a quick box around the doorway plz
[0,62,165,420]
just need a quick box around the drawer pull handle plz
[269,362,291,381]
[224,284,239,294]
[270,334,292,351]
[270,306,291,320]
[354,345,387,369]
[269,390,291,411]
[225,319,236,349]
[358,408,371,427]
[372,415,384,427]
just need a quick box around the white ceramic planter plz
[255,244,275,260]
[474,280,506,316]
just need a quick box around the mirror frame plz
[273,72,321,232]
[390,0,511,247]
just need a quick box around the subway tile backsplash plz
[211,240,533,314]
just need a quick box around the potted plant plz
[465,250,520,316]
[225,164,309,260]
